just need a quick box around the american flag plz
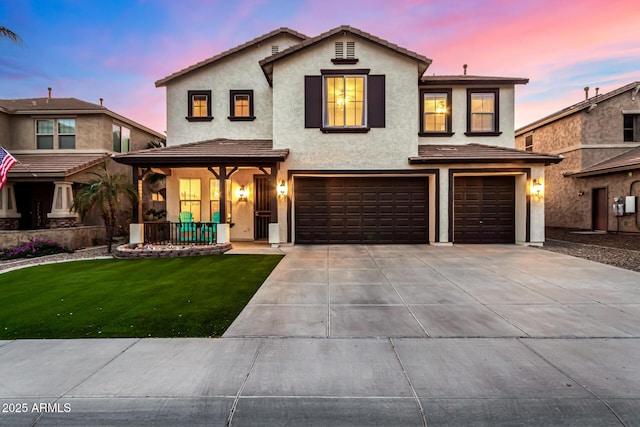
[0,146,17,191]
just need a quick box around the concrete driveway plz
[1,245,639,426]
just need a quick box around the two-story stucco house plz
[516,82,640,233]
[0,93,165,231]
[115,26,561,246]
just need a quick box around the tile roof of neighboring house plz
[0,97,105,112]
[516,81,640,135]
[8,153,109,178]
[259,25,432,85]
[0,97,164,138]
[408,144,563,165]
[113,139,289,167]
[155,28,308,87]
[564,145,640,177]
[421,75,529,86]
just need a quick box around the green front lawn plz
[0,255,282,339]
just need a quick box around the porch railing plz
[143,222,217,245]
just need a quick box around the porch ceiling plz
[409,144,563,165]
[112,138,289,167]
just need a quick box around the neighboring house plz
[515,82,640,233]
[0,93,165,231]
[115,26,561,246]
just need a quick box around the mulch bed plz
[542,227,640,273]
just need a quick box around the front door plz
[592,188,607,231]
[254,175,271,240]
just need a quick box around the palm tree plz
[73,162,138,253]
[0,26,22,44]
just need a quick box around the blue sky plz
[1,0,639,133]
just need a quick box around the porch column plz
[47,181,78,228]
[0,183,20,230]
[219,166,227,223]
[133,166,141,223]
[270,164,278,223]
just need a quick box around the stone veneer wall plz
[48,217,79,229]
[113,243,232,259]
[0,219,19,230]
[0,226,105,250]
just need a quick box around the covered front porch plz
[113,139,289,246]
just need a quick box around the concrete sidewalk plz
[1,245,639,426]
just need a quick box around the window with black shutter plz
[304,72,385,132]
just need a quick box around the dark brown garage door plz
[454,176,515,244]
[295,176,428,244]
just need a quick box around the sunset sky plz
[1,0,639,134]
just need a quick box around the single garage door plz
[453,176,515,244]
[295,176,428,244]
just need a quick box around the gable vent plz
[271,45,279,55]
[346,41,355,59]
[335,42,344,59]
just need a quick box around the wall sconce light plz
[236,185,248,202]
[530,178,544,200]
[277,180,288,198]
[578,190,585,197]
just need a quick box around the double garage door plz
[293,175,516,244]
[453,176,515,244]
[295,176,428,244]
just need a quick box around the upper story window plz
[466,89,501,136]
[525,134,533,151]
[58,119,76,149]
[186,90,213,122]
[228,90,255,121]
[305,71,384,132]
[36,118,76,149]
[36,119,54,149]
[623,114,639,142]
[324,75,366,129]
[112,124,130,153]
[420,89,452,136]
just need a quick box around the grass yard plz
[0,254,282,339]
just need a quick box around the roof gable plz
[155,28,307,87]
[259,25,432,86]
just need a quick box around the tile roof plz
[421,75,529,86]
[565,145,640,177]
[516,81,640,135]
[113,139,289,167]
[0,97,105,112]
[8,153,109,178]
[155,28,308,87]
[409,144,563,165]
[259,25,432,85]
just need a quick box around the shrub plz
[0,239,72,260]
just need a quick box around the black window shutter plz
[368,75,385,128]
[304,76,322,128]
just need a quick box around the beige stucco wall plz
[0,226,105,250]
[0,111,10,145]
[516,90,640,232]
[272,35,420,170]
[4,113,160,153]
[165,36,301,146]
[420,86,517,148]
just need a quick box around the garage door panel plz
[295,176,428,244]
[454,176,515,244]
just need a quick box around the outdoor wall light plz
[236,185,248,202]
[530,178,544,200]
[277,180,288,198]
